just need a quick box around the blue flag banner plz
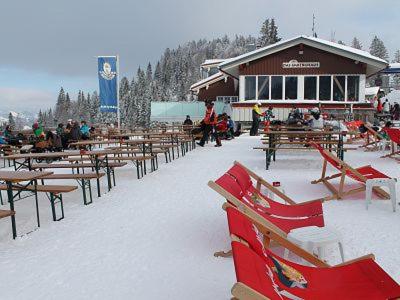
[98,56,118,112]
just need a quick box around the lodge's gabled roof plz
[219,35,388,77]
[189,72,225,91]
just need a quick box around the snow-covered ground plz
[0,135,399,299]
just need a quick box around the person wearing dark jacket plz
[197,102,217,147]
[183,115,193,126]
[250,102,264,136]
[70,121,81,141]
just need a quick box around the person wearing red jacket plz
[214,115,228,147]
[197,101,217,147]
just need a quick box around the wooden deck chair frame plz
[208,181,376,300]
[361,123,385,150]
[312,148,390,201]
[232,161,324,206]
[380,128,400,160]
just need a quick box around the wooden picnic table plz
[0,170,53,239]
[258,130,346,170]
[7,151,79,170]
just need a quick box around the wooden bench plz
[41,173,105,205]
[0,184,77,221]
[62,155,154,179]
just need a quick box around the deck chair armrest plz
[295,198,324,205]
[334,254,375,267]
[233,160,297,205]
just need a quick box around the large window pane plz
[285,76,298,99]
[257,76,269,100]
[333,76,346,101]
[347,76,359,102]
[319,76,331,101]
[304,76,317,100]
[271,76,283,100]
[244,76,256,100]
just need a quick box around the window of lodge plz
[304,76,317,100]
[271,76,283,100]
[285,76,298,99]
[257,76,269,100]
[347,76,360,101]
[333,76,346,101]
[243,75,360,102]
[319,76,331,101]
[244,76,256,100]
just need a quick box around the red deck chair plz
[310,142,391,200]
[213,174,325,233]
[381,128,400,159]
[224,205,400,299]
[225,162,323,218]
[231,241,400,300]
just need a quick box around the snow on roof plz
[365,86,381,96]
[219,35,388,71]
[390,63,400,69]
[190,72,224,91]
[201,59,227,67]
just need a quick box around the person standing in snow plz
[197,101,217,147]
[391,102,400,120]
[250,102,264,136]
[80,121,90,140]
[383,99,391,114]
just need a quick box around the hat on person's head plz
[186,115,190,118]
[257,101,262,106]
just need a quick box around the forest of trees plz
[36,18,399,129]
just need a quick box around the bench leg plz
[112,169,116,186]
[34,180,40,228]
[50,193,64,221]
[6,181,17,239]
[96,176,101,198]
[136,162,140,179]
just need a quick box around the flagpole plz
[116,54,121,131]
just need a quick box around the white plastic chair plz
[283,226,344,264]
[366,178,397,212]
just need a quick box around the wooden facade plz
[197,77,238,101]
[239,44,367,75]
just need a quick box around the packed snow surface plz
[0,135,399,299]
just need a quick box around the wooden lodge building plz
[190,36,388,122]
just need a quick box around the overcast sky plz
[1,0,399,112]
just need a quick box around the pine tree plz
[54,87,66,123]
[393,50,400,63]
[258,18,281,48]
[268,19,281,45]
[392,50,400,88]
[370,36,389,61]
[351,37,362,50]
[258,19,270,47]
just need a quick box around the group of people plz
[250,102,274,136]
[374,97,400,120]
[0,120,94,151]
[195,102,238,148]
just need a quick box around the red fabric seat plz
[226,164,323,218]
[310,142,390,182]
[385,128,400,144]
[232,241,400,300]
[215,175,324,233]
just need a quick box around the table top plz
[263,130,344,135]
[0,171,53,182]
[122,139,163,144]
[69,140,120,146]
[7,151,78,160]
